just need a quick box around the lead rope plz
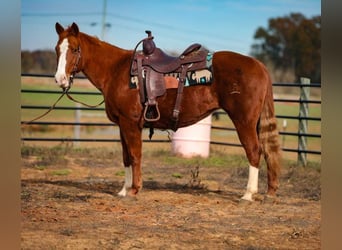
[65,75,104,108]
[22,77,104,125]
[65,92,104,108]
[22,45,104,125]
[21,89,67,125]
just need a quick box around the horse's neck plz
[80,33,131,91]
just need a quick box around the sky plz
[21,0,321,55]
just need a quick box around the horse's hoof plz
[118,195,138,204]
[130,187,141,196]
[262,194,279,205]
[238,198,253,206]
[125,195,138,202]
[117,191,127,197]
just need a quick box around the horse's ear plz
[55,22,64,35]
[70,22,79,36]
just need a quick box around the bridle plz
[63,46,82,92]
[22,45,104,125]
[64,46,104,107]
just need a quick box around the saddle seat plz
[145,43,202,73]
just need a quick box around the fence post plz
[74,103,81,147]
[297,77,310,166]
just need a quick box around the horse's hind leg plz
[232,120,262,201]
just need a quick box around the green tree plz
[21,50,56,74]
[251,13,321,83]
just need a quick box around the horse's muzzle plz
[55,74,71,90]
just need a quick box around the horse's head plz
[54,22,82,90]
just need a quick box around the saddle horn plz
[143,30,155,55]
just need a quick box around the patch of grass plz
[21,145,47,158]
[69,146,119,160]
[115,170,125,177]
[60,228,74,236]
[146,149,171,158]
[306,161,321,172]
[39,151,68,166]
[282,158,321,172]
[34,165,46,171]
[51,169,71,176]
[52,191,71,199]
[21,145,320,173]
[22,143,72,166]
[162,152,247,169]
[171,173,183,179]
[21,191,31,202]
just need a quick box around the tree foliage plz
[251,13,321,83]
[21,50,56,74]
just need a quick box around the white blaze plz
[241,165,259,201]
[54,38,69,88]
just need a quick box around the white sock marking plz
[118,166,132,197]
[241,165,259,201]
[55,38,69,88]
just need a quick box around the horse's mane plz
[62,24,131,53]
[80,32,106,46]
[78,31,129,52]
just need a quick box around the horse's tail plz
[258,75,281,195]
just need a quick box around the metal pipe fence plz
[21,74,321,163]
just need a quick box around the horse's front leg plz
[117,120,143,197]
[118,130,133,197]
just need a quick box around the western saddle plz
[130,30,209,129]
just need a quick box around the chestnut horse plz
[54,22,281,201]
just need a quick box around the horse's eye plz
[72,48,78,53]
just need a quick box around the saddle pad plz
[165,76,178,89]
[129,52,213,89]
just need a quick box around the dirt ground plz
[21,146,321,249]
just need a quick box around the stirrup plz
[143,103,160,122]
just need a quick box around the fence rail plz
[21,74,321,163]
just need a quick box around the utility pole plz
[101,0,107,40]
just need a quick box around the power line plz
[21,11,248,52]
[21,11,244,44]
[105,12,244,44]
[21,12,101,17]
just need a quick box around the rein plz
[21,89,67,125]
[22,83,105,125]
[65,75,105,108]
[66,47,105,108]
[22,48,104,125]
